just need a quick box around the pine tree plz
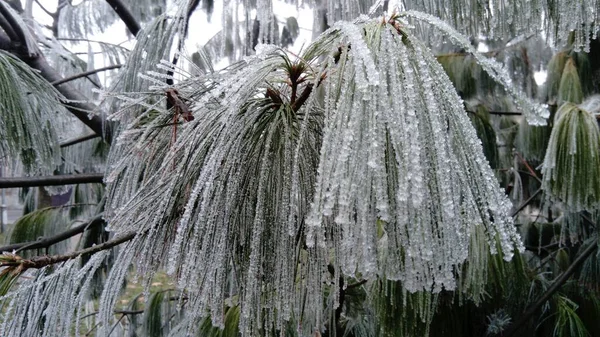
[0,1,599,336]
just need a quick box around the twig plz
[345,279,368,290]
[51,64,122,86]
[2,231,136,270]
[515,151,540,181]
[108,313,127,335]
[60,133,101,147]
[114,309,144,315]
[511,189,541,217]
[503,240,598,336]
[17,38,109,138]
[84,322,101,337]
[466,110,522,116]
[0,173,104,188]
[0,215,105,253]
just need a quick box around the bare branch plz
[104,0,140,36]
[0,12,19,42]
[165,0,201,90]
[51,64,122,86]
[466,109,524,116]
[503,240,598,336]
[60,133,101,148]
[510,188,541,217]
[0,3,26,46]
[0,215,105,253]
[2,231,136,270]
[0,173,104,188]
[3,0,23,13]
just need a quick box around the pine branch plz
[0,173,104,188]
[0,215,105,253]
[25,51,109,139]
[1,231,136,270]
[166,0,201,81]
[104,0,140,36]
[0,29,109,139]
[51,64,122,86]
[503,240,598,336]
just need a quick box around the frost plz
[99,17,523,336]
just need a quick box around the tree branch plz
[0,215,105,253]
[466,109,523,116]
[24,54,110,139]
[0,173,104,188]
[511,188,541,217]
[2,231,136,270]
[0,12,19,42]
[60,133,101,148]
[4,0,23,13]
[104,0,140,36]
[51,64,122,86]
[503,241,598,336]
[345,279,368,290]
[0,27,109,139]
[0,3,26,46]
[165,0,201,88]
[291,83,314,112]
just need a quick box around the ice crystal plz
[0,252,109,337]
[399,10,549,125]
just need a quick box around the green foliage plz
[545,52,569,104]
[142,291,167,337]
[373,281,434,337]
[8,206,69,257]
[197,305,240,337]
[517,122,552,163]
[0,51,66,174]
[0,261,21,297]
[553,296,589,337]
[541,102,600,211]
[3,1,600,336]
[558,58,584,105]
